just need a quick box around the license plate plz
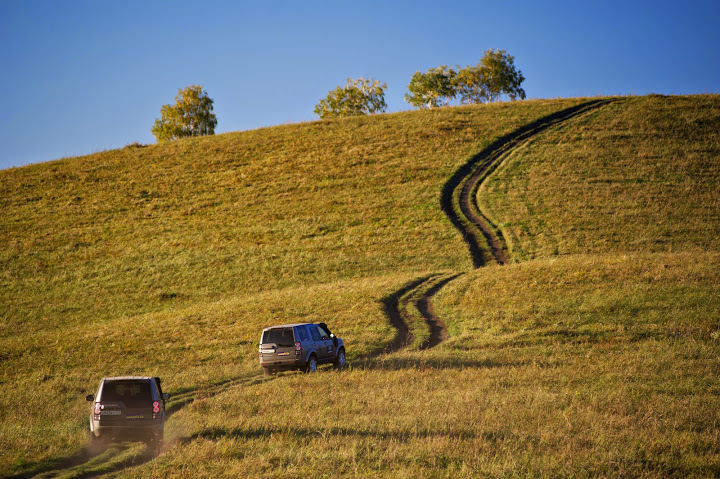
[260,349,275,354]
[101,410,121,416]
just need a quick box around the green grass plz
[480,95,720,260]
[1,94,719,477]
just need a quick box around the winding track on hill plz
[26,100,614,478]
[386,99,613,349]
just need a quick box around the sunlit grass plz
[118,253,719,477]
[2,94,719,477]
[480,95,720,260]
[1,99,583,474]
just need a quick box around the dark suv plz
[259,323,346,375]
[86,376,169,452]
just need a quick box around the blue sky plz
[1,0,719,170]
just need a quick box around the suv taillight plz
[295,341,302,355]
[153,400,161,418]
[94,402,101,416]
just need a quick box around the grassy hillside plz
[480,95,720,260]
[0,98,583,473]
[1,95,719,477]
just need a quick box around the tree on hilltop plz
[314,78,387,119]
[404,66,458,109]
[456,49,526,104]
[405,50,526,109]
[152,85,217,142]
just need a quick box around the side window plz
[309,325,321,342]
[318,324,331,340]
[295,325,310,342]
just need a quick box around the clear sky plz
[1,0,719,170]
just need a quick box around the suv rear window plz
[101,380,152,407]
[262,328,295,347]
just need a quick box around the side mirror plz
[162,393,170,401]
[86,394,95,402]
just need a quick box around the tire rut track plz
[384,99,613,350]
[442,99,612,267]
[379,273,464,353]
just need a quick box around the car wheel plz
[263,367,273,376]
[334,349,346,370]
[306,355,318,373]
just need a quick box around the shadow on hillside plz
[178,424,520,445]
[353,355,528,372]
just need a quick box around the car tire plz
[305,355,318,373]
[263,367,273,376]
[334,348,346,370]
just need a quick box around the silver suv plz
[259,322,346,375]
[86,376,169,452]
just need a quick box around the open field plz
[1,94,719,477]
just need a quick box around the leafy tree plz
[314,78,387,119]
[456,49,526,104]
[404,66,457,109]
[152,85,217,142]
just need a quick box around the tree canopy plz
[457,49,526,104]
[405,49,526,109]
[404,66,458,109]
[152,85,217,142]
[314,78,387,119]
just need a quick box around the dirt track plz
[386,99,613,348]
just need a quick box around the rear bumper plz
[259,356,304,369]
[91,419,163,439]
